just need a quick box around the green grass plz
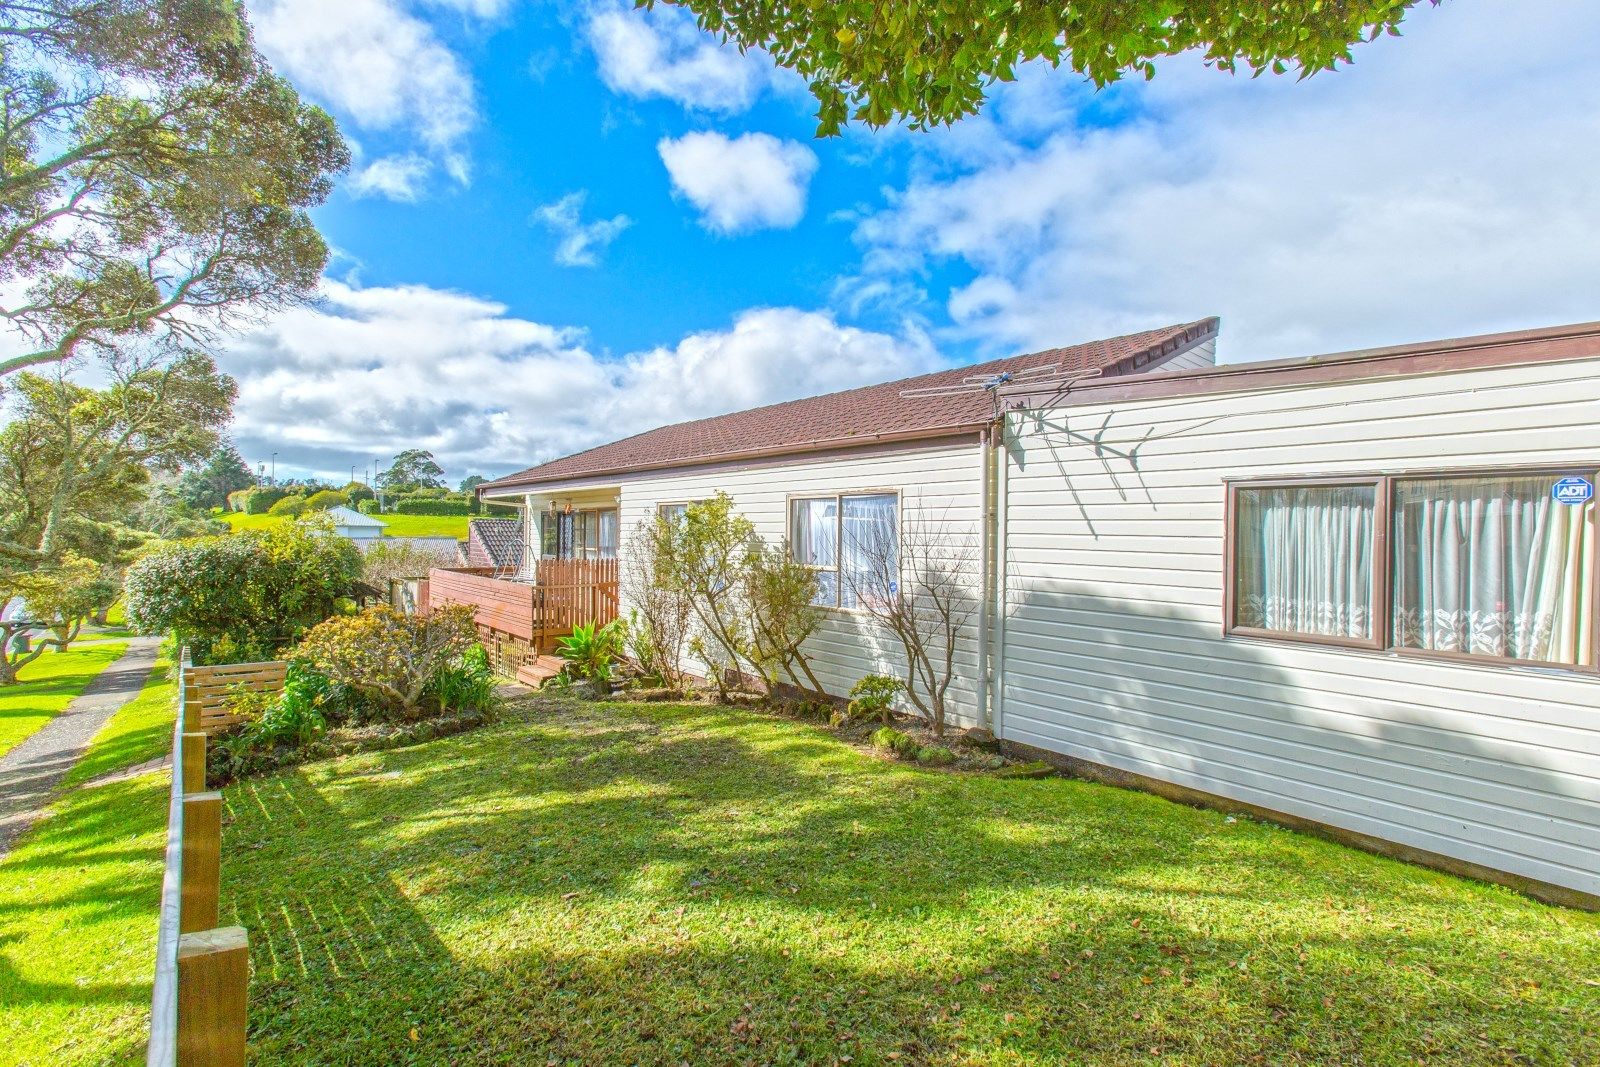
[222,698,1600,1066]
[0,643,127,759]
[220,512,470,538]
[62,653,174,789]
[0,662,174,1066]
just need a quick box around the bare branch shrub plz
[842,507,980,737]
[621,516,694,687]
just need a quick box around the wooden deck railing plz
[150,650,285,1066]
[425,559,620,671]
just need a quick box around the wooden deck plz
[425,560,620,675]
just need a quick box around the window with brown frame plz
[537,508,618,560]
[1227,468,1598,669]
[790,492,899,608]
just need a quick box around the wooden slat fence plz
[533,557,620,634]
[183,659,288,734]
[150,649,259,1066]
[424,560,621,673]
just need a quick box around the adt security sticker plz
[1552,476,1594,505]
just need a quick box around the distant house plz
[464,517,523,574]
[450,316,1600,908]
[325,505,387,542]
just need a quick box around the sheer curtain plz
[792,498,839,605]
[1392,476,1594,665]
[1236,485,1375,639]
[840,494,898,610]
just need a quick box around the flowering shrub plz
[292,604,479,720]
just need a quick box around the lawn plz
[223,697,1600,1066]
[0,655,174,1066]
[220,512,471,538]
[0,642,127,759]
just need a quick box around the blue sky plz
[230,0,1600,485]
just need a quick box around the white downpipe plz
[992,417,1011,740]
[975,427,992,732]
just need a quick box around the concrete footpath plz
[0,636,162,859]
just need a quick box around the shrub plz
[554,620,624,681]
[292,604,480,720]
[394,498,471,515]
[305,489,347,511]
[267,494,307,517]
[244,487,287,514]
[357,499,380,515]
[426,644,496,712]
[848,675,904,726]
[226,488,254,512]
[124,519,362,663]
[341,481,375,504]
[361,540,454,588]
[916,745,956,766]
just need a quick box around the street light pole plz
[270,452,278,484]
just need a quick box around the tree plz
[840,508,980,737]
[378,449,446,494]
[176,443,254,511]
[0,354,235,565]
[646,0,1435,135]
[0,0,349,381]
[458,474,487,494]
[123,517,360,663]
[0,553,110,682]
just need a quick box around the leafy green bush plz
[357,499,380,515]
[226,488,254,512]
[267,494,307,517]
[124,520,362,663]
[848,675,904,725]
[341,481,375,504]
[394,498,471,515]
[305,489,347,511]
[244,487,287,514]
[427,644,496,712]
[555,620,624,681]
[292,604,481,720]
[916,745,956,766]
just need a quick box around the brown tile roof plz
[465,518,523,571]
[481,317,1218,492]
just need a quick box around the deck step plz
[515,655,566,687]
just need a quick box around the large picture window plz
[791,493,898,608]
[1228,469,1597,668]
[538,508,619,561]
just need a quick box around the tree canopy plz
[380,449,447,494]
[646,0,1435,134]
[177,442,255,511]
[0,0,349,380]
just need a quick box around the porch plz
[424,558,620,683]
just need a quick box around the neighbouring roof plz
[327,505,387,528]
[482,317,1218,493]
[466,518,523,571]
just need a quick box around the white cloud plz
[532,192,632,267]
[851,0,1600,363]
[248,0,477,186]
[658,131,819,234]
[348,154,433,202]
[586,2,767,113]
[220,282,933,482]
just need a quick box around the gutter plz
[478,422,987,498]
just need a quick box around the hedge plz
[305,489,348,511]
[244,487,288,514]
[394,498,471,516]
[267,495,308,517]
[226,488,254,513]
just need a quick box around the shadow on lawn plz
[221,701,1599,1066]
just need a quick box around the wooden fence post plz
[180,733,207,794]
[179,792,222,934]
[177,926,249,1067]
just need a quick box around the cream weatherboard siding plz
[518,438,992,719]
[997,354,1600,898]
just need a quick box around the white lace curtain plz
[1392,476,1593,665]
[1235,485,1375,639]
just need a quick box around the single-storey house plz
[326,505,387,542]
[460,316,1598,907]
